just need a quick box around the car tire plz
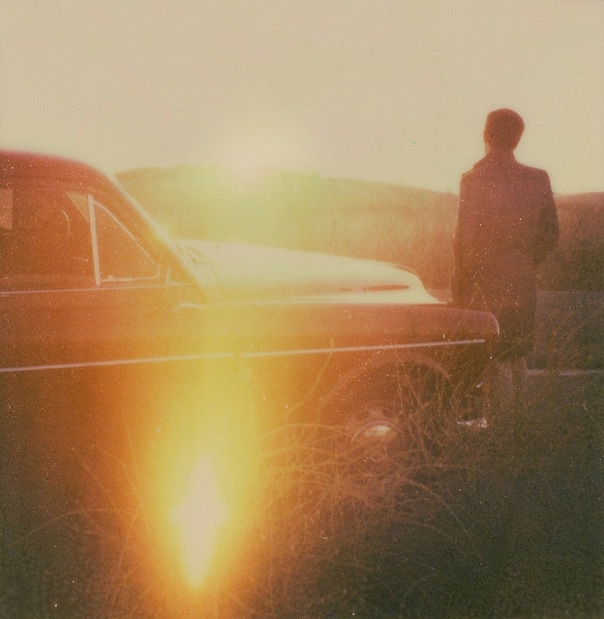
[322,360,451,462]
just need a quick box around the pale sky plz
[1,0,603,194]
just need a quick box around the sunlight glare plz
[171,455,230,588]
[216,122,308,186]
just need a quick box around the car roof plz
[0,149,202,285]
[0,149,115,192]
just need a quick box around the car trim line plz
[0,338,487,373]
[242,339,487,358]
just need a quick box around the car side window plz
[0,185,94,289]
[0,185,159,290]
[87,196,160,283]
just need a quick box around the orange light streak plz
[171,455,230,587]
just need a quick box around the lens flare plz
[171,455,230,587]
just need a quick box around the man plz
[451,109,559,409]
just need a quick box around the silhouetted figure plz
[451,109,559,410]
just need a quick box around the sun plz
[214,122,309,185]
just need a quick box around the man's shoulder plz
[461,155,488,179]
[514,161,550,180]
[512,163,554,195]
[462,157,550,183]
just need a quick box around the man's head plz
[484,108,525,151]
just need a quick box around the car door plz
[0,178,217,543]
[0,183,207,367]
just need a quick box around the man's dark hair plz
[484,108,525,150]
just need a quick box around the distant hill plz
[117,166,603,291]
[543,192,604,291]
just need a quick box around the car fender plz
[317,347,451,421]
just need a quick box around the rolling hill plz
[117,166,603,292]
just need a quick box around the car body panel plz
[0,150,498,606]
[0,146,499,396]
[179,239,439,304]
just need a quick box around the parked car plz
[0,149,497,611]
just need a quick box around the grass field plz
[112,371,601,618]
[2,371,601,617]
[207,371,604,618]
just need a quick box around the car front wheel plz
[324,363,451,462]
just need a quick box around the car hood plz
[178,239,439,305]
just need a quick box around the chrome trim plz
[88,193,101,286]
[0,281,178,296]
[0,339,486,374]
[243,339,487,358]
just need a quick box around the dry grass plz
[145,371,603,618]
[1,371,602,617]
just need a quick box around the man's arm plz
[450,179,468,304]
[534,171,559,266]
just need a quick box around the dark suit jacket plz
[451,150,559,358]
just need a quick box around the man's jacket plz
[451,150,559,355]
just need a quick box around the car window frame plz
[0,178,171,293]
[83,192,162,286]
